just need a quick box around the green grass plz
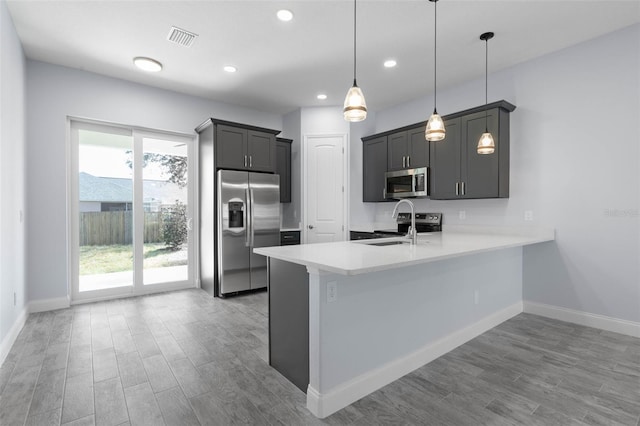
[79,243,186,275]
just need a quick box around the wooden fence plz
[79,211,164,246]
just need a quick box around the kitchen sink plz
[366,240,410,246]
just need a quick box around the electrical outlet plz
[474,290,479,305]
[524,210,534,221]
[459,210,466,220]
[327,282,337,303]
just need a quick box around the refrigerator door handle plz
[245,188,251,247]
[249,188,256,247]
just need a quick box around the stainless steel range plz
[374,212,442,237]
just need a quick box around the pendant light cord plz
[353,0,357,85]
[433,0,437,112]
[485,36,488,131]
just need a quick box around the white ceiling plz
[6,0,640,115]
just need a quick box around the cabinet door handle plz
[402,156,405,168]
[383,188,387,199]
[249,156,253,168]
[407,156,410,168]
[456,182,460,196]
[462,182,466,195]
[244,155,247,167]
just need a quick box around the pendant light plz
[343,0,367,122]
[477,32,495,154]
[425,0,445,141]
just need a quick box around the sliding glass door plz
[140,133,190,286]
[70,120,195,302]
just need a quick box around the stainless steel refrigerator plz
[212,170,280,296]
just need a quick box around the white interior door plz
[305,134,346,244]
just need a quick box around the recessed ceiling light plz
[223,65,237,73]
[277,9,294,22]
[133,57,162,72]
[317,94,327,100]
[384,59,397,68]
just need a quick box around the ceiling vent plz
[167,26,198,48]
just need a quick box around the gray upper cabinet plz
[429,117,461,199]
[462,110,504,198]
[216,124,248,170]
[197,119,280,174]
[362,136,388,202]
[408,127,429,169]
[275,138,292,203]
[387,131,407,171]
[362,100,515,202]
[430,101,515,199]
[387,127,428,171]
[362,126,427,203]
[247,130,276,172]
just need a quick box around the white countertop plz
[254,226,555,275]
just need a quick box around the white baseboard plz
[0,296,69,367]
[306,301,524,418]
[29,296,70,313]
[524,301,640,338]
[0,307,28,367]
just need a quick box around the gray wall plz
[26,60,282,302]
[0,0,27,351]
[350,24,640,323]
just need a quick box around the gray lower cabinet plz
[387,127,429,171]
[430,103,513,199]
[280,230,300,245]
[275,138,292,203]
[268,258,309,392]
[197,119,279,173]
[362,135,388,202]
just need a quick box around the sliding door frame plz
[67,117,198,304]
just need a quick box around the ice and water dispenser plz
[228,201,244,229]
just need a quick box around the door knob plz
[308,225,314,229]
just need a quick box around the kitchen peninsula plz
[254,226,554,418]
[254,227,554,418]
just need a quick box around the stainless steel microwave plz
[384,167,429,199]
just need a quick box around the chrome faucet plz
[392,199,417,245]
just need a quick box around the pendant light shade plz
[477,31,495,154]
[344,81,367,122]
[426,0,445,141]
[425,111,445,141]
[344,0,367,122]
[477,132,495,154]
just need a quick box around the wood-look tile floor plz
[1,288,638,425]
